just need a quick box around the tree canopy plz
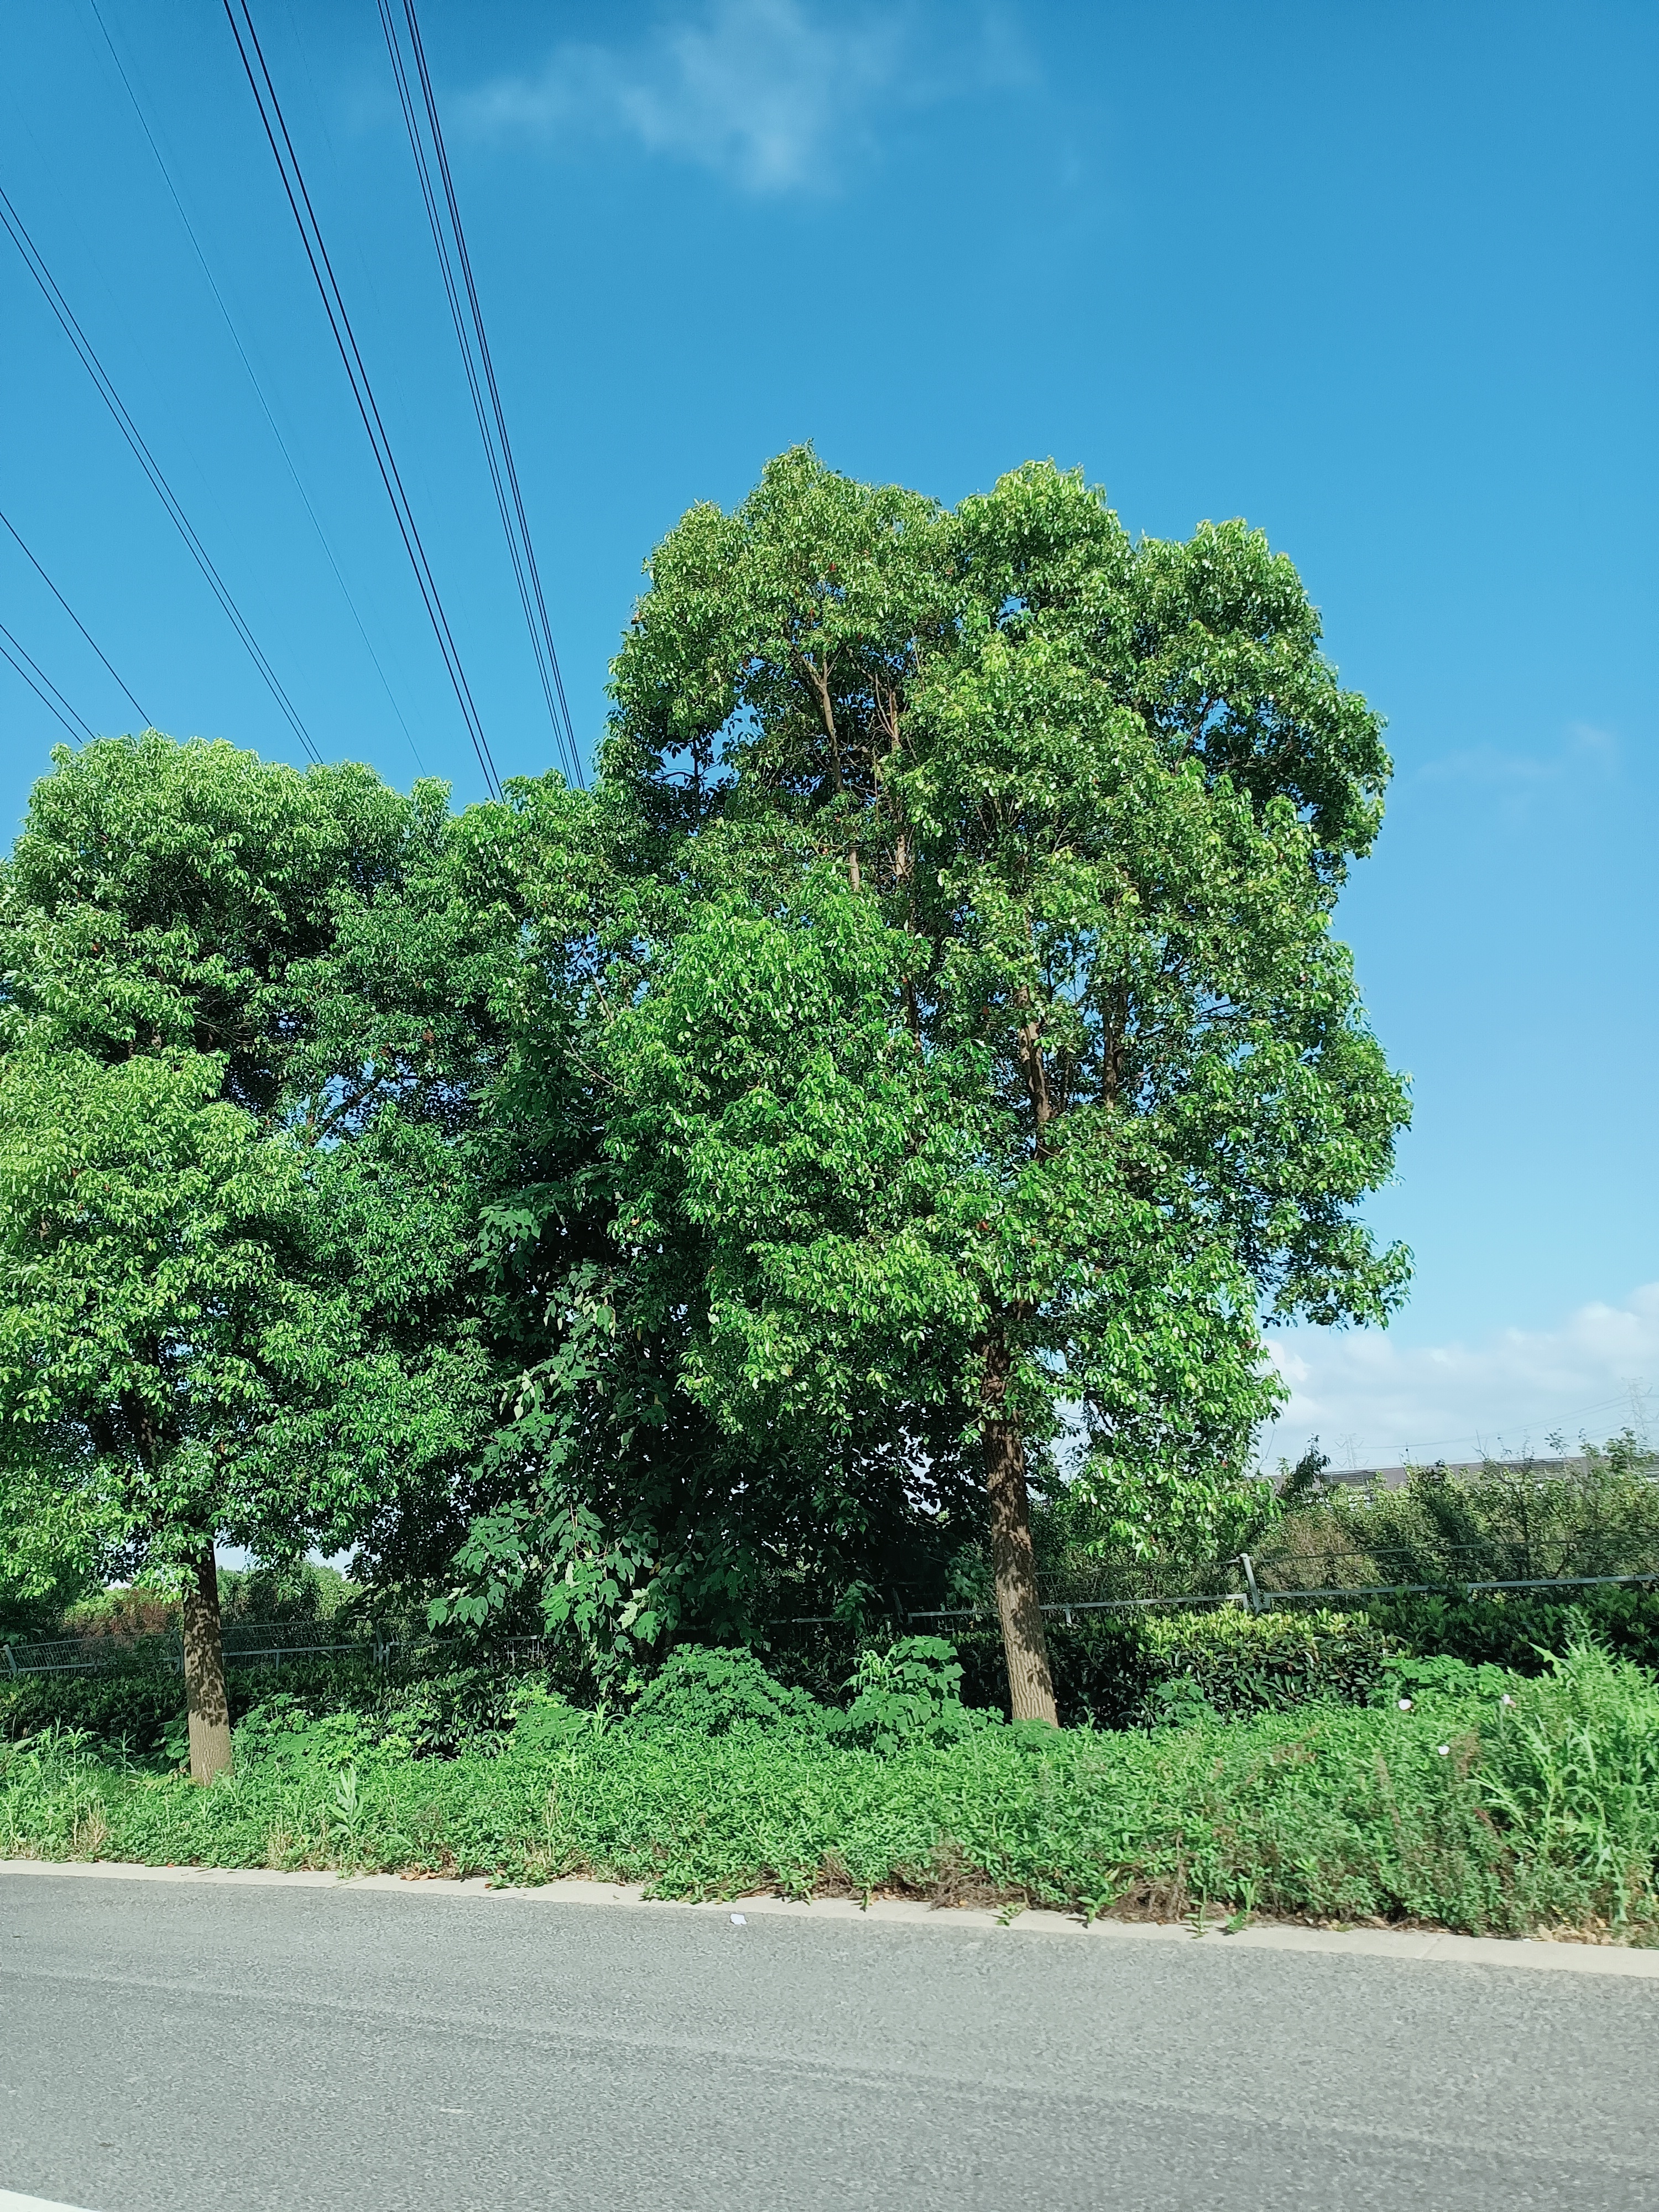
[596,450,1408,1716]
[0,452,1410,1739]
[0,736,505,1773]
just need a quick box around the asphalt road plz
[2,1870,1656,2212]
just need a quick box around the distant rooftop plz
[1323,1455,1608,1490]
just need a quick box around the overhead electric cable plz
[0,619,96,740]
[0,181,322,764]
[378,0,564,784]
[221,0,503,800]
[0,501,150,727]
[406,2,583,790]
[83,0,423,773]
[382,0,585,789]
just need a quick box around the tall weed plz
[1480,1637,1659,1929]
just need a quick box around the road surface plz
[2,1866,1656,2211]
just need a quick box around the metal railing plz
[8,1566,1659,1677]
[0,1619,569,1679]
[890,1565,1659,1628]
[770,1559,1659,1632]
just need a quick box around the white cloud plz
[1418,718,1620,797]
[1258,1284,1659,1472]
[461,0,1023,195]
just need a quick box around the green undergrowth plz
[3,1637,1657,1944]
[0,1655,535,1762]
[15,1593,1659,1751]
[2,1604,1396,1749]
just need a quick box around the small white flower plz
[1500,1694,1515,1707]
[1397,1697,1412,1710]
[1437,1744,1451,1757]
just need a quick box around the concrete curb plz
[6,1856,1658,1976]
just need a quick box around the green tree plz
[0,1444,100,1641]
[0,736,502,1776]
[601,449,1410,1721]
[430,775,979,1678]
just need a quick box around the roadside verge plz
[6,1856,1657,1976]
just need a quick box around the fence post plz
[3,1642,15,1676]
[1239,1554,1264,1615]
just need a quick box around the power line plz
[221,0,503,801]
[0,619,96,741]
[0,502,150,727]
[382,0,585,790]
[380,0,562,785]
[0,180,322,765]
[408,1,584,791]
[82,0,423,775]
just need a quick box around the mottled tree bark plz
[980,1334,1058,1725]
[182,1543,232,1783]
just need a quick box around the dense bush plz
[982,1434,1659,1632]
[231,1670,549,1768]
[1360,1587,1659,1676]
[0,1651,551,1763]
[14,1593,1654,1770]
[0,1653,189,1757]
[630,1647,825,1737]
[947,1605,1394,1728]
[1132,1608,1394,1721]
[826,1637,992,1754]
[2,1609,1404,1754]
[6,1640,1657,1942]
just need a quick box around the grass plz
[4,1639,1657,1943]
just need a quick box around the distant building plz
[1327,1455,1616,1490]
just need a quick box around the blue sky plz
[2,0,1655,1465]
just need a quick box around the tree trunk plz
[182,1543,233,1783]
[980,1335,1059,1725]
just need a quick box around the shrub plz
[231,1667,546,1765]
[630,1646,825,1736]
[2,1646,566,1761]
[953,1605,1394,1727]
[1363,1587,1659,1676]
[370,1667,538,1759]
[0,1653,185,1755]
[828,1636,989,1754]
[507,1689,589,1756]
[1379,1652,1518,1708]
[1133,1608,1395,1722]
[234,1698,371,1772]
[1266,1433,1659,1587]
[58,1589,180,1639]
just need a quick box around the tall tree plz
[602,450,1410,1721]
[430,775,981,1676]
[0,736,502,1776]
